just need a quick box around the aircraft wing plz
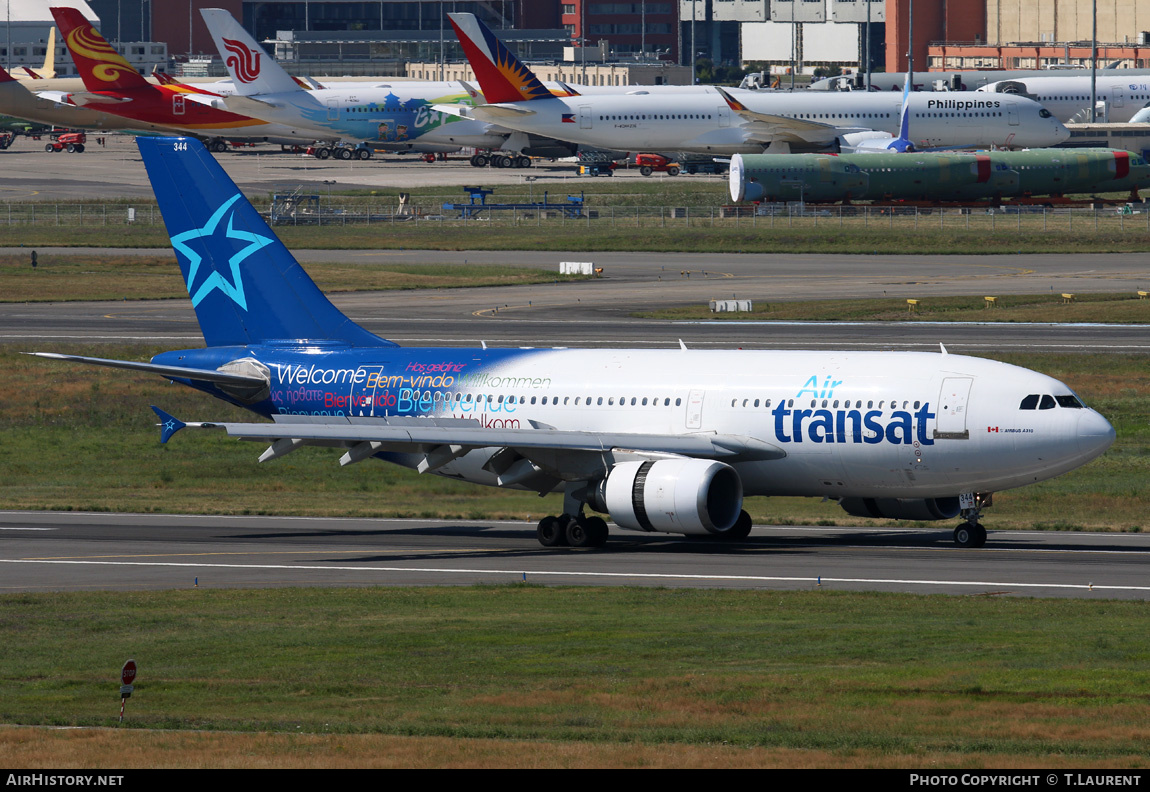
[33,90,133,107]
[155,409,786,483]
[712,85,868,145]
[431,102,536,120]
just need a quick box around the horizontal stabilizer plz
[151,406,186,444]
[25,352,269,387]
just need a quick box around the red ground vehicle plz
[45,131,86,153]
[635,153,680,177]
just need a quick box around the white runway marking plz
[2,558,1147,593]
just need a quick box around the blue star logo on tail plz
[170,193,273,310]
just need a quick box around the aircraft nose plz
[1052,119,1071,144]
[1077,409,1116,459]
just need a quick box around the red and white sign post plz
[119,660,137,723]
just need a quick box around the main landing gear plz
[537,513,610,548]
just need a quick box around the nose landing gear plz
[954,493,992,548]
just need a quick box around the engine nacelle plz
[839,497,961,522]
[989,80,1029,96]
[592,459,743,535]
[838,130,897,153]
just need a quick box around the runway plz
[3,511,1148,599]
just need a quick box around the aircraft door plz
[350,365,388,417]
[685,389,705,429]
[579,105,592,129]
[935,377,972,440]
[327,100,340,121]
[1008,108,1019,126]
[718,105,730,127]
[172,93,185,116]
[1113,87,1126,108]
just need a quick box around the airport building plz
[0,0,167,75]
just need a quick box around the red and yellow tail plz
[50,6,148,92]
[447,13,551,104]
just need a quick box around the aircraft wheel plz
[210,140,228,153]
[583,516,609,547]
[722,510,753,540]
[667,166,680,177]
[954,523,987,548]
[515,156,531,168]
[356,148,371,160]
[315,147,331,160]
[639,165,653,177]
[471,154,488,167]
[537,515,567,547]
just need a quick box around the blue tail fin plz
[137,136,393,349]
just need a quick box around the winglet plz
[0,65,16,84]
[151,406,186,444]
[447,13,552,104]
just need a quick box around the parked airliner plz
[32,137,1114,550]
[979,74,1150,123]
[437,13,1070,154]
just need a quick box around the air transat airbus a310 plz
[32,137,1114,550]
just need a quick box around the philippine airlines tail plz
[447,13,552,103]
[200,8,301,96]
[50,6,151,93]
[137,136,393,348]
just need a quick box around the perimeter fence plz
[3,200,1150,234]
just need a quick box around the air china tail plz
[30,136,1114,551]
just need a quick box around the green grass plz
[2,346,1147,531]
[0,254,584,302]
[1,586,1148,765]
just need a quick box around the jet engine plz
[989,81,1029,95]
[590,459,743,535]
[839,497,961,521]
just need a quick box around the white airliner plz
[437,13,1070,154]
[979,74,1150,123]
[35,136,1115,551]
[199,8,580,162]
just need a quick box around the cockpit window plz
[1039,394,1056,410]
[1055,394,1084,408]
[1039,109,1053,118]
[1019,394,1039,410]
